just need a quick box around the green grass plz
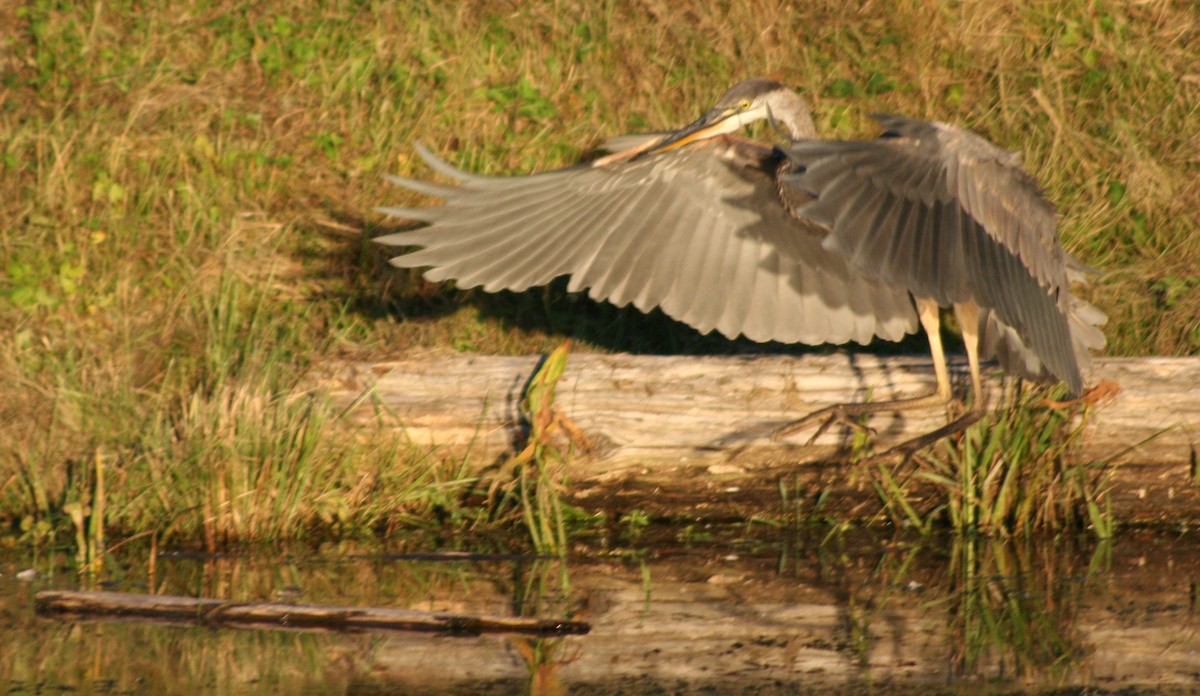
[869,385,1112,538]
[1,0,1197,547]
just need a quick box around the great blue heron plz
[376,78,1106,445]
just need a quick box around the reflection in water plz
[2,530,1198,694]
[809,534,1097,684]
[943,537,1092,682]
[506,559,580,696]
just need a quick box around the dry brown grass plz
[1,0,1196,542]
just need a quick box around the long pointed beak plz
[649,107,740,154]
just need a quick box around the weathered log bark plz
[34,590,589,636]
[314,354,1200,523]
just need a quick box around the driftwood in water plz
[20,537,1200,691]
[34,590,589,636]
[315,354,1200,523]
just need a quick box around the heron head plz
[651,79,816,154]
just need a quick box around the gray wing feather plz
[377,142,918,346]
[980,255,1107,383]
[783,116,1088,394]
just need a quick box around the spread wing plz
[979,256,1107,385]
[782,116,1088,394]
[376,140,917,346]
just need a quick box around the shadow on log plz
[314,354,1200,523]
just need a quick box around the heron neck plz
[771,91,817,140]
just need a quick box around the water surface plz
[3,528,1200,694]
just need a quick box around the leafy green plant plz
[3,252,85,311]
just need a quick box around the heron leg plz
[955,301,984,407]
[867,301,987,461]
[772,298,954,443]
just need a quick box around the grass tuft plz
[871,385,1111,538]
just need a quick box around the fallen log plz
[34,590,589,636]
[315,354,1200,523]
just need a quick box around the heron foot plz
[771,404,877,445]
[862,409,985,465]
[772,391,951,446]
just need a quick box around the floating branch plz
[35,590,589,637]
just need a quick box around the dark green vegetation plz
[2,1,1197,547]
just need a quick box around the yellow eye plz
[738,98,752,110]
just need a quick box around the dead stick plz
[35,590,589,636]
